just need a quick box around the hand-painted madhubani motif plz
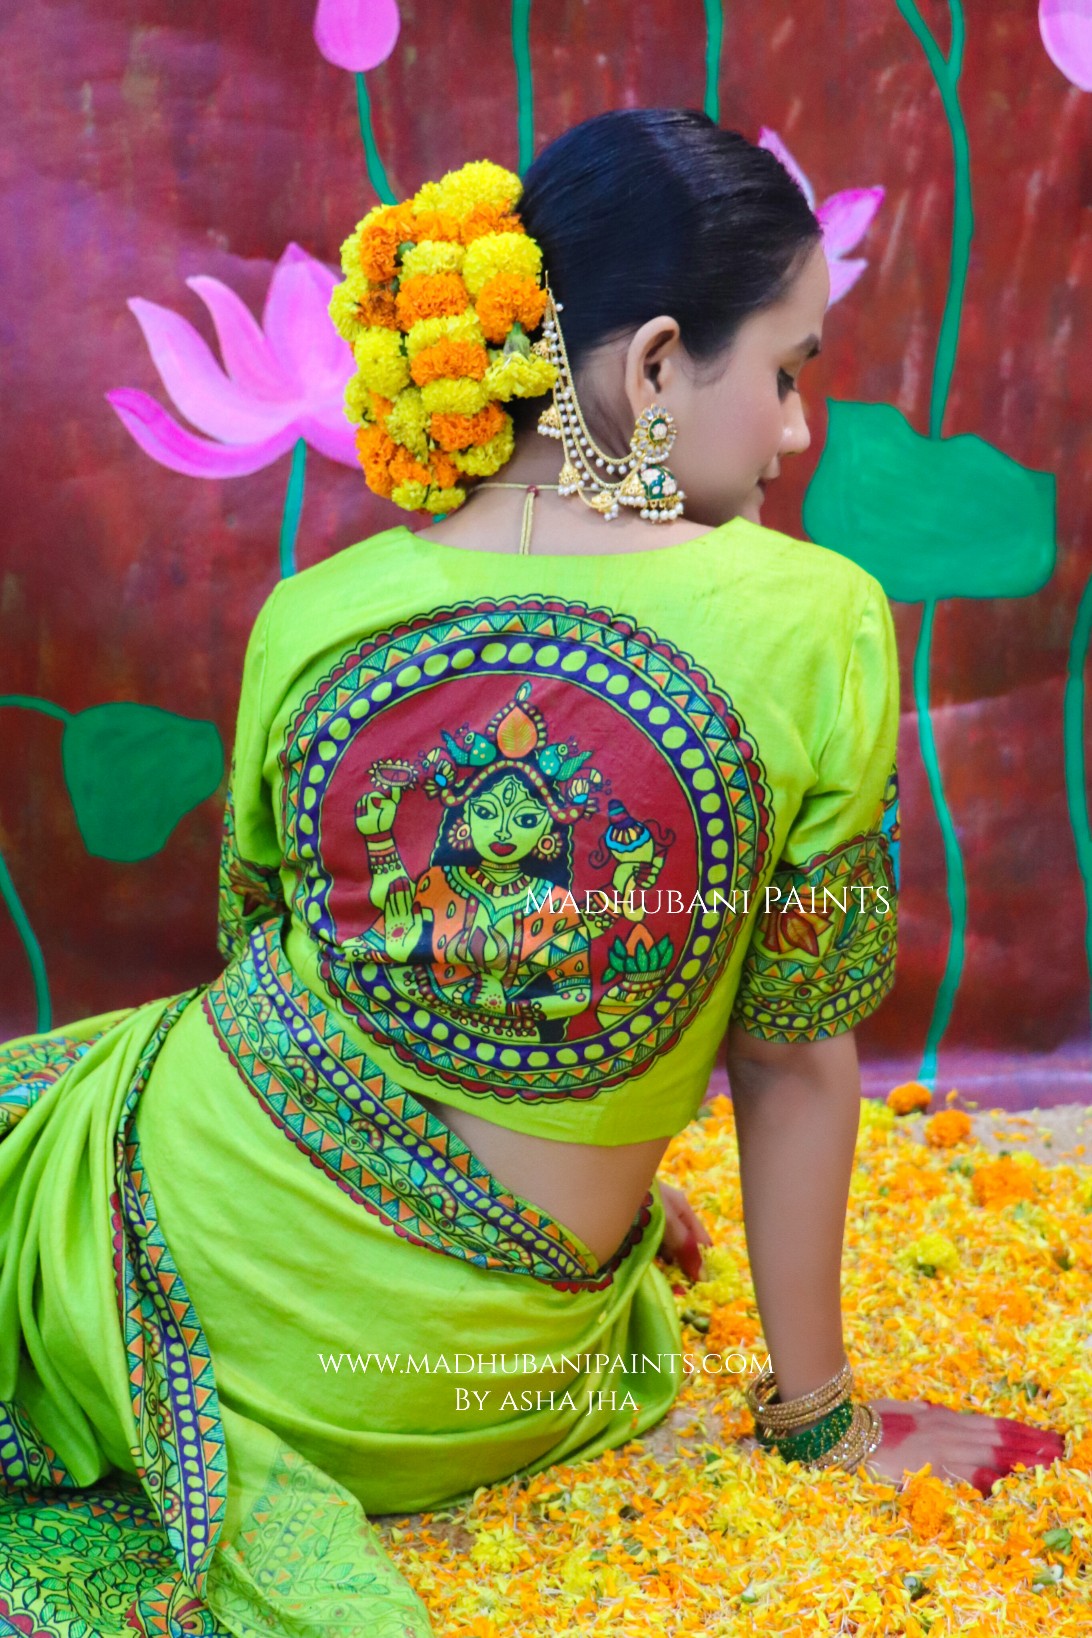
[731,767,899,1043]
[202,1443,430,1638]
[0,991,230,1631]
[216,769,285,962]
[110,992,229,1596]
[203,920,651,1292]
[0,1476,230,1638]
[0,1026,113,1138]
[278,597,772,1102]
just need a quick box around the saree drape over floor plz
[0,518,900,1635]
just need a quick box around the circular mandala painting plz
[280,598,772,1100]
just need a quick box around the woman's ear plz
[623,314,683,417]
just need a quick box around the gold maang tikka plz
[532,284,686,523]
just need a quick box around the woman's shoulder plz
[728,517,884,614]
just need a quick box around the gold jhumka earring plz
[532,285,686,523]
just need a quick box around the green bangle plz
[770,1398,855,1464]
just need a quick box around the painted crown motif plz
[418,680,606,824]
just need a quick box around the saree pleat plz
[0,922,681,1638]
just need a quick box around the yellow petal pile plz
[375,1093,1092,1634]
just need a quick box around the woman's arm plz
[726,1021,1066,1491]
[725,1023,860,1404]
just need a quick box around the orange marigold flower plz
[395,272,470,329]
[357,289,399,329]
[460,203,525,243]
[370,394,394,420]
[887,1081,932,1116]
[358,203,416,281]
[355,424,396,498]
[430,451,461,489]
[475,273,548,344]
[924,1110,973,1148]
[410,208,463,243]
[389,445,432,487]
[410,338,490,386]
[429,400,508,452]
[970,1155,1037,1208]
[898,1470,954,1537]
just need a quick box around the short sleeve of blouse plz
[730,574,900,1043]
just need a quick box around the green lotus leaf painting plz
[803,401,1056,603]
[62,704,224,861]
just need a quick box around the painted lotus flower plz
[314,0,400,71]
[758,128,885,305]
[107,244,357,477]
[1039,0,1092,90]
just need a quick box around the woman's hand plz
[741,1398,1065,1497]
[658,1181,713,1282]
[861,1399,1066,1496]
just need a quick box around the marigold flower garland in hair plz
[329,159,558,514]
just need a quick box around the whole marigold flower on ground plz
[908,1232,960,1276]
[924,1109,973,1148]
[898,1469,956,1537]
[971,1155,1038,1208]
[887,1081,932,1115]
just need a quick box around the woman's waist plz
[204,920,664,1290]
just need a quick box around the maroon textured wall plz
[2,0,1090,1089]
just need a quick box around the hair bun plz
[329,160,558,514]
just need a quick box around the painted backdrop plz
[2,0,1091,1102]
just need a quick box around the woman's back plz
[219,509,898,1260]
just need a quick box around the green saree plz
[0,516,899,1635]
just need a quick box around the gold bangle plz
[746,1358,855,1432]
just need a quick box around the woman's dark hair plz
[515,108,821,420]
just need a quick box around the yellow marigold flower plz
[427,484,467,514]
[462,231,543,297]
[390,478,429,511]
[924,1109,973,1148]
[430,400,508,451]
[971,1155,1038,1208]
[414,159,522,219]
[405,310,485,358]
[352,328,410,398]
[343,372,373,426]
[384,386,429,456]
[475,273,549,344]
[401,240,466,280]
[908,1232,960,1276]
[898,1470,954,1537]
[483,351,556,400]
[329,275,368,342]
[420,377,491,417]
[450,419,515,476]
[887,1081,932,1115]
[410,338,489,386]
[395,271,471,329]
